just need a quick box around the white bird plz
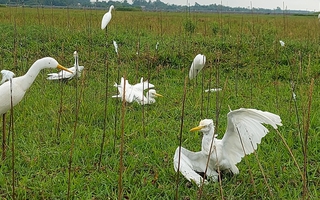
[174,108,282,186]
[189,54,206,80]
[205,88,222,92]
[113,40,118,55]
[279,40,285,47]
[101,5,114,30]
[112,77,158,104]
[0,57,71,116]
[47,51,84,80]
[0,70,15,85]
[138,89,163,105]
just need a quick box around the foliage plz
[184,19,196,34]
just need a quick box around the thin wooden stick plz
[113,43,121,153]
[2,113,6,160]
[302,78,314,199]
[206,63,212,117]
[250,142,273,198]
[98,29,110,168]
[200,68,204,119]
[67,55,80,200]
[118,75,127,200]
[198,59,224,200]
[275,129,303,180]
[174,77,188,200]
[56,76,64,141]
[234,126,258,195]
[9,78,15,200]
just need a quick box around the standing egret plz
[0,57,71,159]
[174,108,282,186]
[1,70,15,85]
[101,5,114,30]
[112,77,155,104]
[47,51,84,80]
[0,57,71,115]
[189,54,206,80]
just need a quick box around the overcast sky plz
[145,0,319,11]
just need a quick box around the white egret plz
[174,108,282,186]
[204,88,222,92]
[47,51,84,80]
[279,40,285,47]
[113,40,118,55]
[101,5,114,30]
[0,57,71,116]
[189,54,206,80]
[0,70,15,85]
[112,77,157,104]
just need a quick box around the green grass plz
[0,6,320,199]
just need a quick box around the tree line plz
[1,0,312,14]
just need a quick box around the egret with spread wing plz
[47,51,84,80]
[189,54,206,80]
[101,5,114,30]
[174,108,282,186]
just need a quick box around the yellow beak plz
[190,126,204,132]
[57,64,73,73]
[155,93,163,97]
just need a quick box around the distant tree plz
[132,0,146,6]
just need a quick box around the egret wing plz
[133,78,155,91]
[174,147,210,186]
[222,108,282,166]
[189,54,206,80]
[101,13,111,30]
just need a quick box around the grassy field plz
[0,6,319,199]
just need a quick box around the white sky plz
[125,0,319,11]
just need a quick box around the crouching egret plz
[189,54,206,80]
[112,77,162,105]
[0,57,71,115]
[174,108,282,186]
[1,70,15,85]
[47,51,84,80]
[101,5,114,30]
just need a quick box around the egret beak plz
[190,126,204,132]
[155,93,163,97]
[57,64,73,73]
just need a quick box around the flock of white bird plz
[0,5,283,187]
